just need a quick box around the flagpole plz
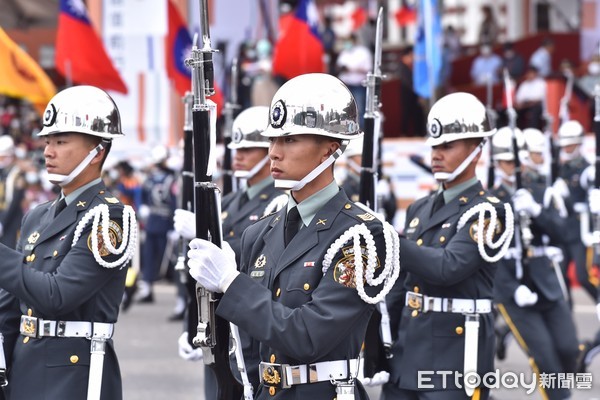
[65,59,72,87]
[424,0,435,106]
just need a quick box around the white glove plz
[177,332,203,361]
[360,371,390,387]
[138,204,150,220]
[512,188,542,218]
[514,285,538,307]
[589,188,600,215]
[187,238,239,293]
[552,178,570,199]
[174,209,196,240]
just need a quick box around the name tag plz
[250,271,265,278]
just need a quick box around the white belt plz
[503,246,563,261]
[405,292,492,314]
[260,358,360,389]
[19,316,114,339]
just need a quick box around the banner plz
[413,0,442,99]
[0,27,56,113]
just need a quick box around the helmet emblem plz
[270,100,286,128]
[43,104,57,127]
[232,129,243,144]
[429,118,443,138]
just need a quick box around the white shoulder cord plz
[322,219,400,305]
[456,202,514,263]
[262,194,289,217]
[72,204,138,269]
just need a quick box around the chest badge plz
[409,218,419,228]
[27,232,40,244]
[254,254,267,269]
[357,213,375,222]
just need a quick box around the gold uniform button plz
[70,355,79,364]
[303,283,310,291]
[275,288,281,297]
[479,191,485,195]
[25,255,31,262]
[27,309,32,316]
[99,190,105,194]
[455,326,464,335]
[411,310,419,317]
[53,250,58,257]
[30,254,36,262]
[439,236,446,243]
[229,230,234,237]
[23,337,29,344]
[270,354,276,363]
[344,204,352,209]
[269,387,276,396]
[413,286,419,293]
[416,238,423,246]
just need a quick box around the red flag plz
[351,7,367,31]
[55,0,127,93]
[395,6,417,26]
[166,0,223,113]
[272,0,325,80]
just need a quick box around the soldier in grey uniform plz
[382,93,513,400]
[490,127,580,400]
[174,105,287,394]
[185,73,400,399]
[0,136,26,249]
[0,86,136,400]
[555,120,598,302]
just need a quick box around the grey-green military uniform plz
[0,180,130,400]
[383,179,505,399]
[217,183,387,399]
[492,181,579,400]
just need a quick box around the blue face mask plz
[343,41,353,50]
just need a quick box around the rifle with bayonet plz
[185,0,243,397]
[504,68,534,266]
[221,59,240,196]
[485,76,498,189]
[359,7,393,380]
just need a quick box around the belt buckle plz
[260,362,290,389]
[20,315,39,338]
[406,292,423,311]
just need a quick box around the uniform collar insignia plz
[77,201,86,207]
[459,196,468,203]
[316,219,327,226]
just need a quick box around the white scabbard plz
[463,314,480,397]
[87,338,106,400]
[0,332,7,386]
[230,323,254,400]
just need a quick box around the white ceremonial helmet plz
[557,120,584,146]
[38,85,124,186]
[228,106,270,150]
[261,73,362,190]
[492,126,526,161]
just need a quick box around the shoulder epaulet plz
[343,202,379,223]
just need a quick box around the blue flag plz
[413,0,442,99]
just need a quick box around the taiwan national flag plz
[56,0,127,93]
[166,0,223,112]
[272,0,325,81]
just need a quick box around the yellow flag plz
[0,27,56,114]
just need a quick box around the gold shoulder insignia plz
[333,245,380,288]
[486,196,500,204]
[469,218,503,242]
[87,220,123,257]
[104,197,120,204]
[357,212,376,222]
